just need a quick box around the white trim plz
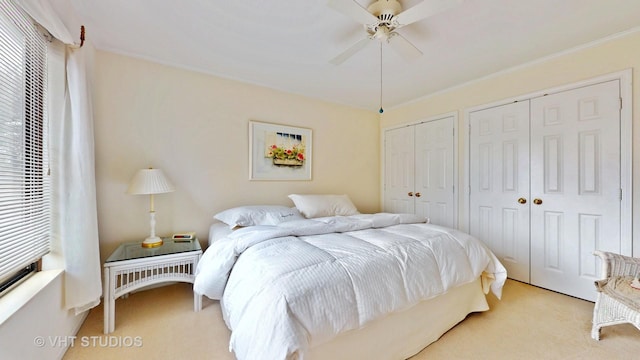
[620,70,633,257]
[452,112,459,229]
[462,69,632,255]
[381,111,459,227]
[461,110,470,233]
[55,310,88,360]
[381,111,456,131]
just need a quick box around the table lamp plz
[127,168,175,248]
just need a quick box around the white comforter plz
[194,213,506,360]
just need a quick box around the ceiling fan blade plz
[329,37,372,65]
[388,33,423,61]
[395,0,462,27]
[327,0,378,25]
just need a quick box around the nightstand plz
[103,238,202,334]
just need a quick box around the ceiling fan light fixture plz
[372,25,391,40]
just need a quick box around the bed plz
[194,196,507,360]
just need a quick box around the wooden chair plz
[592,251,640,340]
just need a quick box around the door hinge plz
[620,97,623,111]
[620,188,623,201]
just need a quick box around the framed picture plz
[249,121,312,181]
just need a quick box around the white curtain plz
[18,0,102,314]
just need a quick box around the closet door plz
[469,101,531,283]
[384,117,456,226]
[530,80,621,301]
[384,126,415,214]
[414,118,455,227]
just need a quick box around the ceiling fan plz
[328,0,461,65]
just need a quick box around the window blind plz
[0,0,50,287]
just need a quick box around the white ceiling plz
[66,0,640,111]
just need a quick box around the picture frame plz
[249,121,312,181]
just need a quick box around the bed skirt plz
[305,278,488,360]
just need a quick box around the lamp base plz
[141,236,163,248]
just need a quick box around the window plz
[0,0,50,295]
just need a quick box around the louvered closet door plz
[414,118,455,227]
[384,126,415,214]
[469,101,531,283]
[530,80,621,301]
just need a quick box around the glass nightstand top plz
[106,238,201,263]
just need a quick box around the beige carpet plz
[63,280,640,360]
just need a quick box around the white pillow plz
[288,194,360,218]
[214,205,304,229]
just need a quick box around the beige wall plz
[382,30,640,255]
[94,51,380,261]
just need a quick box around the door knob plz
[533,198,543,205]
[408,192,414,197]
[415,192,421,198]
[518,197,527,204]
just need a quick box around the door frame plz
[381,112,459,228]
[461,69,632,256]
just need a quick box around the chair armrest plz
[593,250,640,279]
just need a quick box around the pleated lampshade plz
[127,168,175,195]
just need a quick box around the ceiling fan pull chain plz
[379,42,384,114]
